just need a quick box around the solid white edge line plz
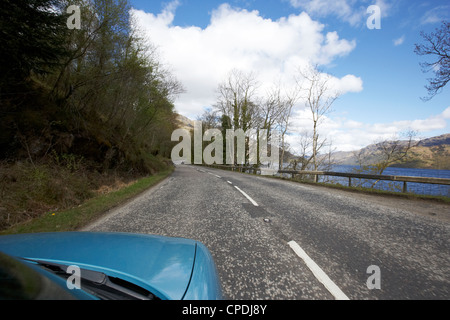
[288,240,350,300]
[234,186,259,207]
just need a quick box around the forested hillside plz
[0,0,181,229]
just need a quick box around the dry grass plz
[0,160,152,231]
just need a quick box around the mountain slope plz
[332,134,450,170]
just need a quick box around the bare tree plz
[214,69,260,165]
[215,69,259,131]
[353,130,418,188]
[198,108,220,130]
[277,88,298,170]
[296,65,340,171]
[415,21,450,101]
[373,131,418,175]
[290,130,312,171]
[258,85,283,135]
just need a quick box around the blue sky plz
[129,0,449,151]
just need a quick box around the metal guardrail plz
[202,164,450,194]
[278,170,450,193]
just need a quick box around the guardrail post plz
[348,177,352,187]
[403,181,407,193]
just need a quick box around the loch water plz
[326,165,450,197]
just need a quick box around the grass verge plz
[0,168,173,235]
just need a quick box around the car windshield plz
[23,258,160,301]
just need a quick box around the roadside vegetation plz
[0,168,173,235]
[0,0,180,232]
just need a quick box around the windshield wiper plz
[22,258,159,300]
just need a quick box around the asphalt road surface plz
[83,165,450,300]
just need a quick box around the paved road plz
[83,165,450,300]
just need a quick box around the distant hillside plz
[332,134,450,170]
[176,114,195,131]
[417,134,450,147]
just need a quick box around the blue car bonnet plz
[0,232,220,300]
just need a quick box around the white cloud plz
[442,106,450,119]
[330,74,363,94]
[289,0,363,26]
[420,5,450,25]
[393,35,405,46]
[131,2,358,117]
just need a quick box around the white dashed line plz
[234,186,259,207]
[227,181,233,184]
[206,171,221,178]
[288,240,349,300]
